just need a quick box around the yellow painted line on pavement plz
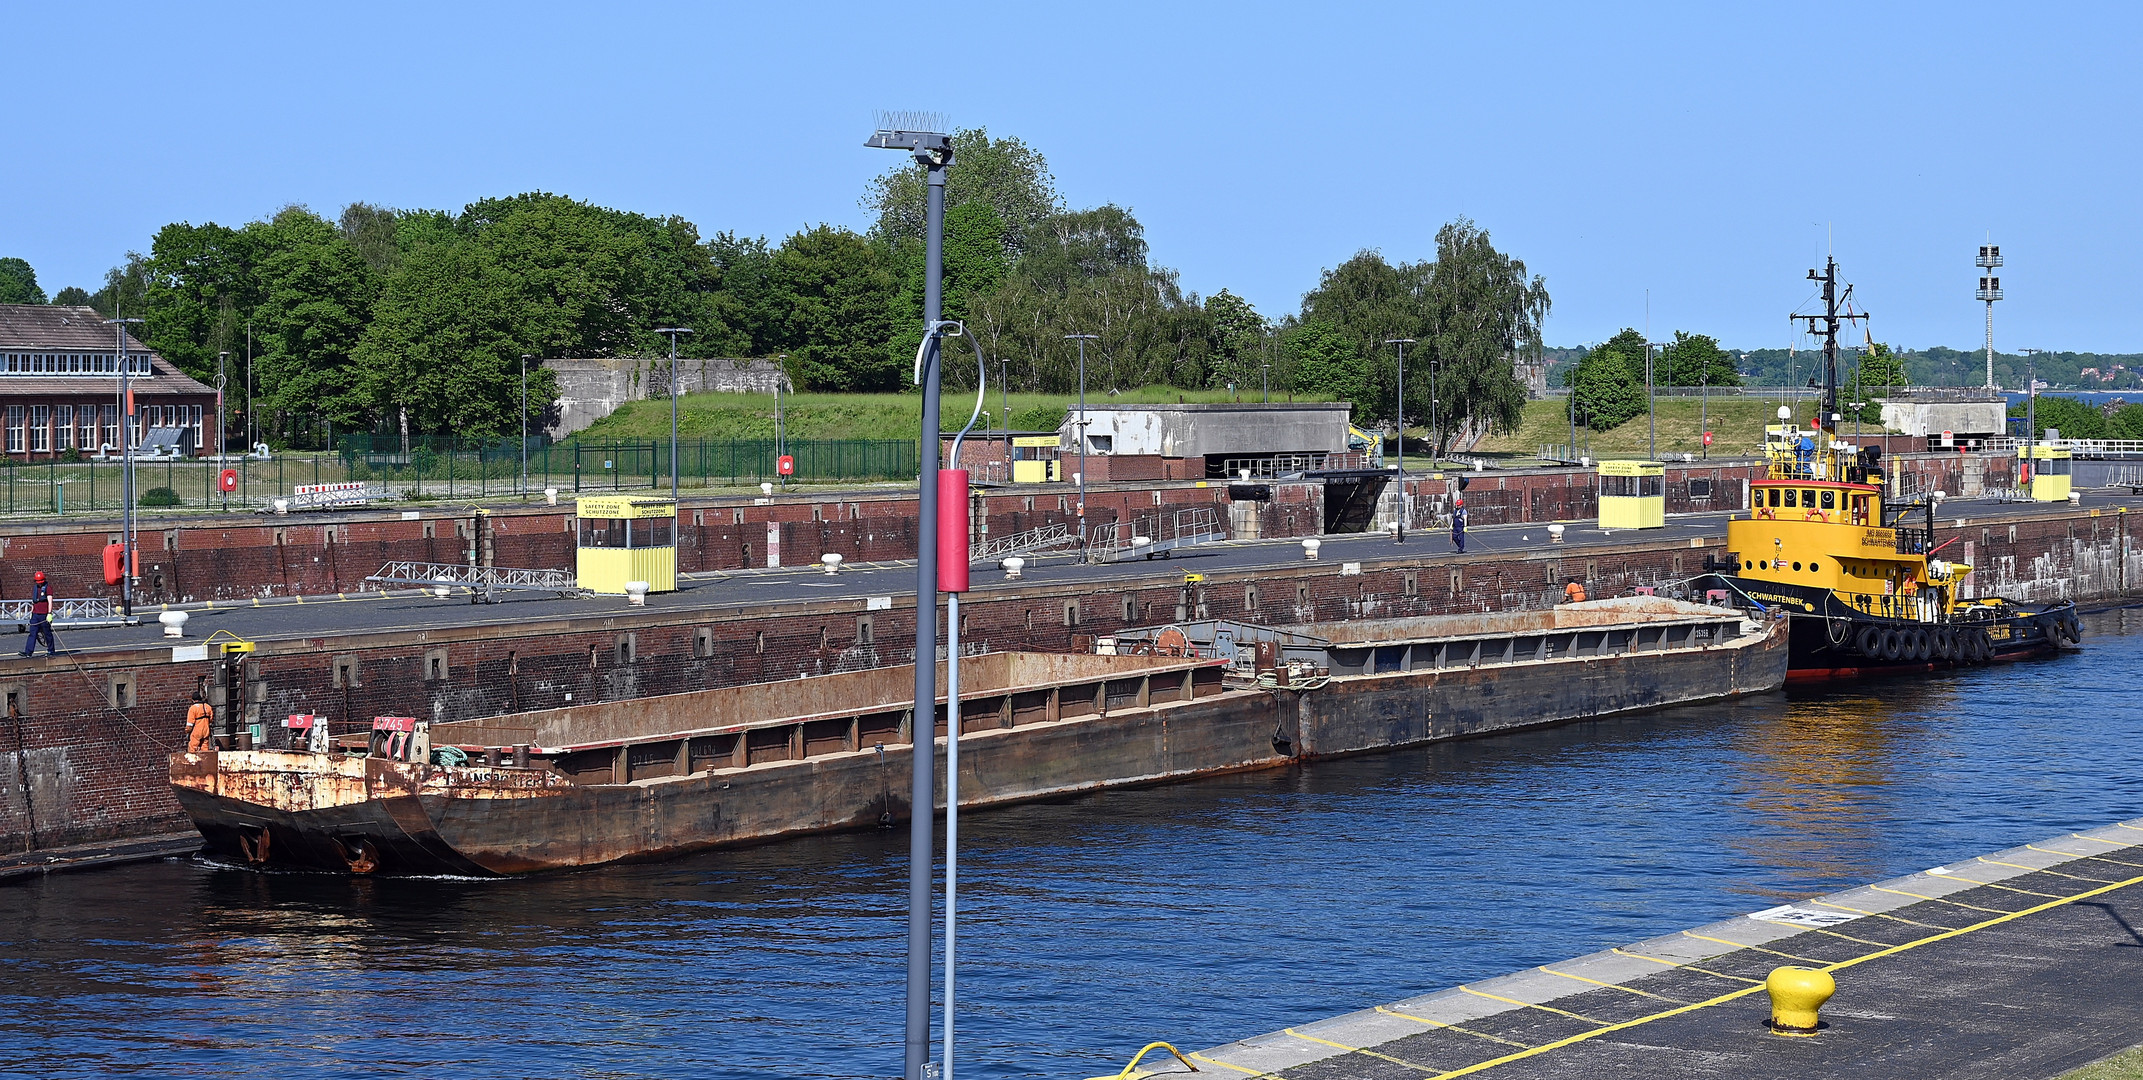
[1925,871,2061,898]
[1803,899,1953,931]
[1607,948,1762,984]
[1457,987,1603,1025]
[2035,844,2143,870]
[1870,885,2012,914]
[1679,931,1821,964]
[1282,1028,1439,1074]
[1184,1051,1272,1076]
[1978,855,2116,883]
[1373,1006,1531,1049]
[1536,966,1684,1003]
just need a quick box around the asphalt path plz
[13,493,2138,660]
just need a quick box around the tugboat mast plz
[1793,256,1869,434]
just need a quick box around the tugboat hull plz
[1702,574,2081,681]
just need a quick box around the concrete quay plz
[1145,819,2143,1080]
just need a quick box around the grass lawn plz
[2062,1045,2143,1079]
[575,385,1329,442]
[1472,396,1841,462]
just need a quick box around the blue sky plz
[6,2,2138,357]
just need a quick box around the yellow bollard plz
[1765,966,1836,1036]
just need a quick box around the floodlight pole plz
[869,121,954,1080]
[1067,334,1097,544]
[1385,339,1413,474]
[655,328,691,499]
[108,317,143,617]
[1000,358,1011,464]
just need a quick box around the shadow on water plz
[3,608,2139,1079]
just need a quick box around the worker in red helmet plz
[18,570,55,658]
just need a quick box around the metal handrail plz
[365,560,580,596]
[972,521,1075,561]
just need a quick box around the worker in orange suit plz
[186,692,215,754]
[1563,579,1587,605]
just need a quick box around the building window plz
[100,405,117,451]
[6,406,20,453]
[29,406,48,452]
[55,406,72,450]
[192,406,203,451]
[77,407,94,449]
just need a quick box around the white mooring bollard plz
[159,610,188,638]
[625,581,649,606]
[821,553,843,575]
[1302,538,1322,561]
[1548,523,1566,544]
[1002,556,1026,580]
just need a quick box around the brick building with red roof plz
[0,304,218,458]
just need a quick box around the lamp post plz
[216,351,229,461]
[245,321,253,455]
[1644,342,1664,460]
[1066,333,1097,544]
[1385,339,1413,474]
[1700,370,1710,458]
[867,116,954,1080]
[107,317,144,617]
[519,354,532,496]
[1000,358,1011,465]
[653,328,691,498]
[776,360,791,491]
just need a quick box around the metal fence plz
[0,437,922,518]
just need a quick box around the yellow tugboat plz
[1700,256,2082,680]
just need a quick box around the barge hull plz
[174,609,1789,876]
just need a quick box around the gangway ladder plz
[971,520,1077,563]
[365,560,583,603]
[1088,506,1223,564]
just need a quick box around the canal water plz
[6,608,2140,1080]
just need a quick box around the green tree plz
[1566,329,1648,430]
[250,206,378,432]
[2008,395,2107,440]
[769,225,896,391]
[886,200,1010,383]
[1657,330,1740,388]
[52,286,90,306]
[0,258,46,304]
[1296,250,1431,424]
[965,204,1214,395]
[1417,218,1549,455]
[2110,404,2143,440]
[1206,289,1268,396]
[1285,319,1370,403]
[338,203,404,275]
[864,127,1062,259]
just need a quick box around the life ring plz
[1909,627,1932,661]
[1756,507,1776,520]
[1879,628,1904,661]
[1854,625,1882,657]
[1803,509,1828,522]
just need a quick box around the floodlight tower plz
[1975,243,2003,389]
[865,112,953,1080]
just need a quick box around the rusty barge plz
[171,598,1787,876]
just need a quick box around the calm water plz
[6,609,2142,1079]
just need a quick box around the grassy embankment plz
[574,386,1306,442]
[1473,396,1826,462]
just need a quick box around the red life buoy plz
[103,542,126,585]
